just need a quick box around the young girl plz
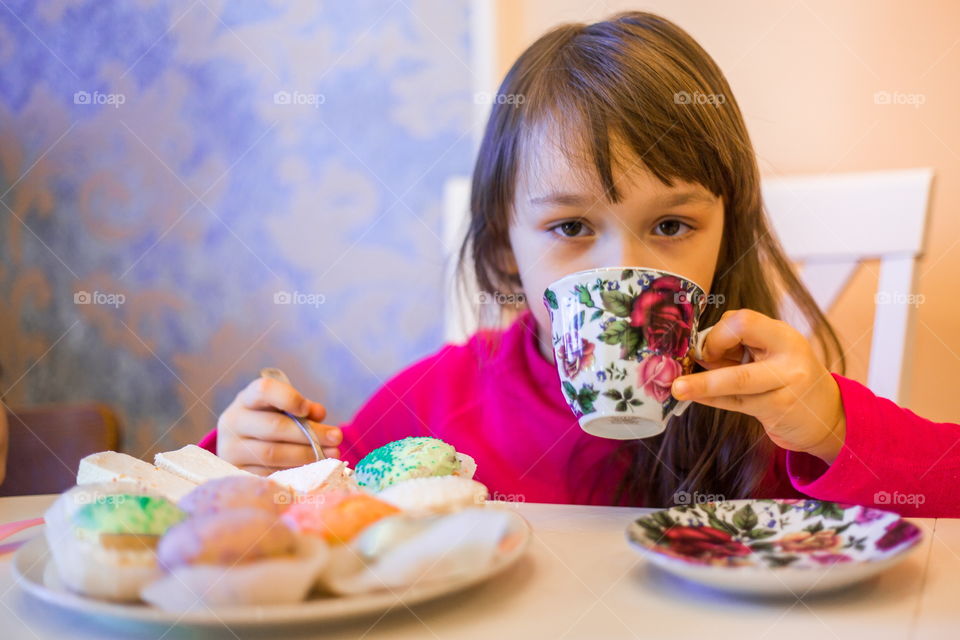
[203,12,958,517]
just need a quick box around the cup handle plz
[690,324,753,364]
[669,325,753,418]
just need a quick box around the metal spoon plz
[259,367,325,461]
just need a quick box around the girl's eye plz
[653,219,692,237]
[549,220,591,238]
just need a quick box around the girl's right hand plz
[216,376,342,475]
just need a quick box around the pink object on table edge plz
[0,517,43,543]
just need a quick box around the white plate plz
[13,508,530,628]
[626,499,921,596]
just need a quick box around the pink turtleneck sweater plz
[199,311,959,517]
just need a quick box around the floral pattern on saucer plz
[627,499,922,570]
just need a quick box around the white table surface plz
[0,495,954,639]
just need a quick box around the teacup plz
[543,267,715,439]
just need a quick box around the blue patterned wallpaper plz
[0,0,473,456]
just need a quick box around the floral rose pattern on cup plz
[638,354,682,404]
[544,269,706,420]
[556,335,596,380]
[628,499,922,569]
[630,275,694,358]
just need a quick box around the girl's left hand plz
[670,309,846,464]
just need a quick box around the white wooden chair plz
[763,168,934,403]
[443,168,935,404]
[442,176,481,344]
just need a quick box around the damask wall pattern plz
[0,0,474,456]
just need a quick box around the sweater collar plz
[509,310,567,399]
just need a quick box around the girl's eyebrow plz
[530,189,716,208]
[660,190,717,207]
[529,192,592,207]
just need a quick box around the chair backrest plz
[443,176,479,344]
[762,168,934,403]
[442,168,935,403]
[0,403,120,496]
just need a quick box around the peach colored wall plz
[493,0,960,422]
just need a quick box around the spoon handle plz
[259,367,325,461]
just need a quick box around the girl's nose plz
[616,237,655,268]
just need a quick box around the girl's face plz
[508,134,725,363]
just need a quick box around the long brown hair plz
[457,11,845,507]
